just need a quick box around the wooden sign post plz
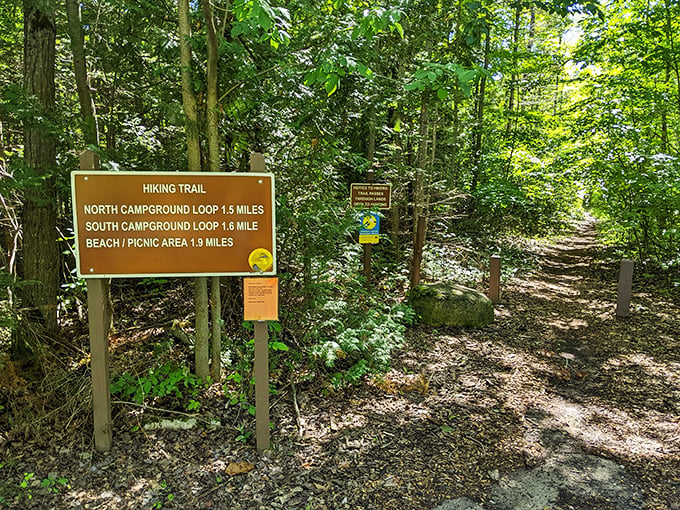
[249,152,271,452]
[616,259,634,317]
[80,150,113,452]
[351,171,393,289]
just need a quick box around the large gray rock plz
[409,282,494,328]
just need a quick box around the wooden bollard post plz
[616,259,634,317]
[410,215,427,289]
[489,255,501,303]
[250,152,270,452]
[363,169,374,289]
[80,150,113,451]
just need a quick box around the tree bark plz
[65,0,98,145]
[505,4,521,139]
[202,0,222,382]
[178,0,201,171]
[470,25,491,192]
[178,0,209,378]
[413,92,429,244]
[18,0,59,346]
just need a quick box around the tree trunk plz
[470,25,491,192]
[17,0,59,350]
[178,0,201,171]
[662,0,680,143]
[390,105,403,251]
[505,4,521,139]
[202,0,222,382]
[66,0,114,334]
[413,92,429,244]
[65,0,98,145]
[178,0,209,379]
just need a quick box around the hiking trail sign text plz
[71,171,276,277]
[350,183,392,209]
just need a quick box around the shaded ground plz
[1,219,679,509]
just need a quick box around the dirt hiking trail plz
[2,218,679,509]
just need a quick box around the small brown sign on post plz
[350,183,392,209]
[71,172,276,277]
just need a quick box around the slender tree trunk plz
[66,0,115,332]
[505,4,521,139]
[662,0,680,144]
[178,0,209,379]
[413,92,429,244]
[429,105,438,170]
[450,91,461,188]
[661,65,669,153]
[203,0,220,174]
[202,0,222,382]
[390,98,403,251]
[367,105,376,163]
[178,0,201,170]
[65,0,98,145]
[17,0,59,351]
[470,26,491,192]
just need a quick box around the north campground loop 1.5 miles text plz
[71,171,276,278]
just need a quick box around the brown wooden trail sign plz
[350,182,392,210]
[71,171,276,277]
[75,153,278,451]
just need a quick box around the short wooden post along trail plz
[616,259,634,317]
[410,215,427,289]
[489,255,501,304]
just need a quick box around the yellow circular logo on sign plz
[248,248,273,272]
[362,214,377,230]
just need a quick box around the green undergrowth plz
[285,243,416,390]
[109,361,204,410]
[421,233,541,288]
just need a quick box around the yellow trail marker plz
[248,248,273,272]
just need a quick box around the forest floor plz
[2,218,680,509]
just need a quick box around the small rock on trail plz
[436,452,646,510]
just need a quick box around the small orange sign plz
[71,171,276,277]
[243,278,279,321]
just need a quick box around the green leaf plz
[437,87,448,101]
[325,74,339,96]
[304,69,318,86]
